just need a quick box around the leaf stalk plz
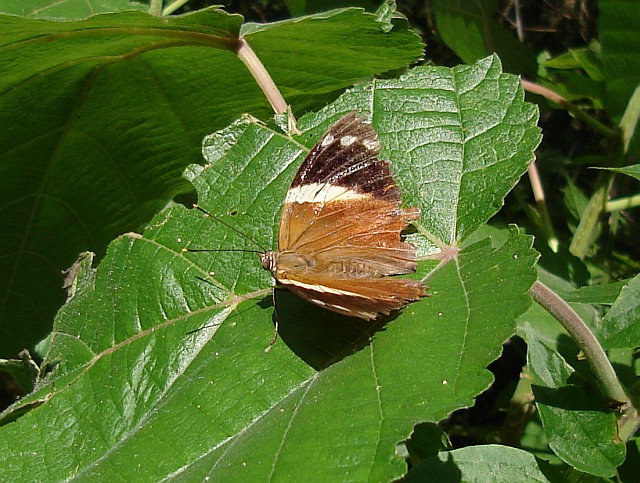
[521,79,618,139]
[236,38,288,115]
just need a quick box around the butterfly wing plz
[273,113,426,319]
[278,272,426,320]
[280,112,419,274]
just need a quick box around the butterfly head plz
[260,250,317,277]
[259,250,278,274]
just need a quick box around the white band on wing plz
[285,183,369,204]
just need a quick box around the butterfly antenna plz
[189,204,268,253]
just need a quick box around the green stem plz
[530,281,640,439]
[162,0,191,16]
[529,281,640,442]
[528,162,559,252]
[529,281,629,405]
[569,170,613,259]
[606,194,640,212]
[149,0,163,16]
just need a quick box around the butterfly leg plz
[264,289,279,353]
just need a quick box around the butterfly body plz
[263,113,426,320]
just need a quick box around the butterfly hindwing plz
[278,273,426,321]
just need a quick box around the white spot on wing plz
[363,139,380,151]
[320,134,334,147]
[285,183,369,204]
[340,135,357,146]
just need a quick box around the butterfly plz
[259,112,427,320]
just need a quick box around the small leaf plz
[406,445,563,482]
[595,164,640,182]
[557,278,631,305]
[542,45,604,82]
[405,423,452,465]
[0,350,39,395]
[597,274,640,349]
[522,323,625,478]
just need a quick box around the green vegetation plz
[0,1,638,481]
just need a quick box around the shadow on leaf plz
[269,290,391,371]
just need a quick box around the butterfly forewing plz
[267,112,426,319]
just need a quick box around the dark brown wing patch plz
[290,112,399,202]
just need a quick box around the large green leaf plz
[0,57,541,481]
[0,6,423,357]
[0,0,146,18]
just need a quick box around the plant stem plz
[529,281,628,404]
[162,0,191,16]
[149,0,163,17]
[620,84,640,153]
[529,281,639,438]
[521,79,619,139]
[569,170,613,259]
[606,194,640,212]
[236,38,288,115]
[527,162,559,252]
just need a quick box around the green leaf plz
[522,323,626,477]
[0,58,541,480]
[542,44,604,82]
[405,423,452,465]
[405,445,563,482]
[433,0,536,77]
[538,43,606,109]
[557,278,631,305]
[0,0,146,18]
[597,274,640,349]
[596,164,640,182]
[0,6,423,357]
[599,0,640,121]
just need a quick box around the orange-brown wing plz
[282,198,420,277]
[279,112,420,278]
[277,272,426,320]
